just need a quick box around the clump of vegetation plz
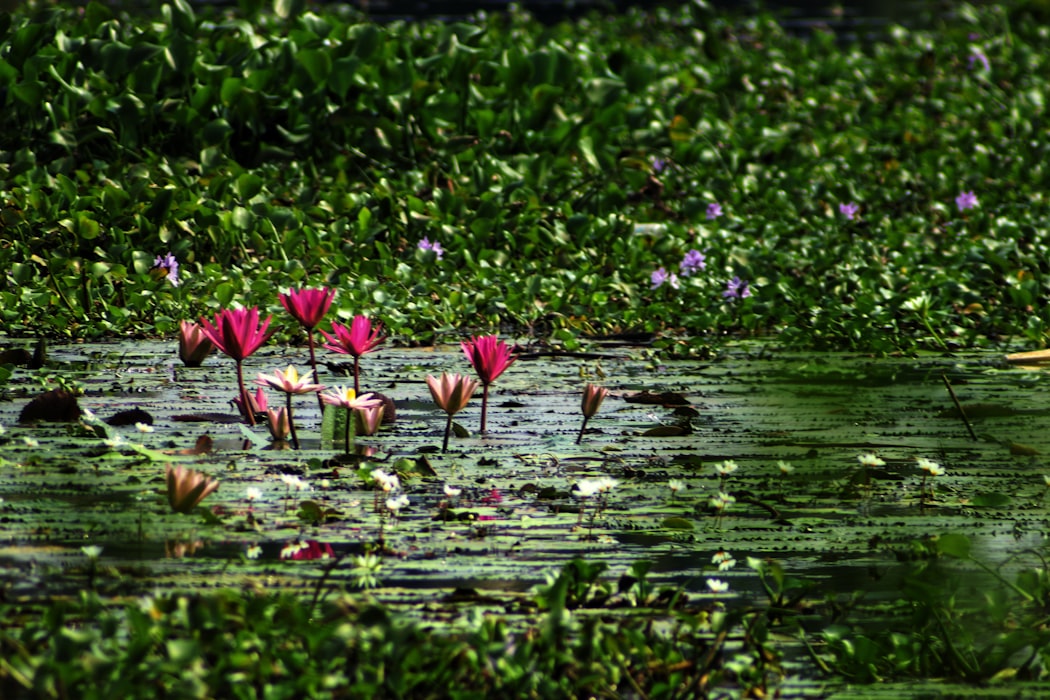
[1,0,1048,353]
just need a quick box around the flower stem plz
[307,330,324,413]
[344,408,352,455]
[353,356,361,395]
[235,360,256,426]
[287,393,299,450]
[480,383,489,433]
[442,413,452,452]
[576,416,589,444]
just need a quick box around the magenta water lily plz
[461,335,516,433]
[280,286,335,409]
[199,307,275,425]
[321,315,386,394]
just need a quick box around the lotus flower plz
[166,464,219,514]
[321,386,384,454]
[461,335,516,433]
[280,287,335,409]
[320,316,385,393]
[199,307,274,425]
[577,384,609,444]
[427,372,478,452]
[178,320,214,367]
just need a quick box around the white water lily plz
[246,544,262,560]
[706,578,730,593]
[668,478,686,494]
[444,484,462,498]
[777,460,794,475]
[245,487,262,502]
[916,458,945,476]
[386,494,410,512]
[858,453,885,467]
[715,460,739,476]
[81,545,103,559]
[135,422,154,433]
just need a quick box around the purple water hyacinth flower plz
[839,202,859,220]
[153,252,179,287]
[651,157,668,173]
[418,237,444,259]
[968,51,990,71]
[706,202,723,220]
[650,267,680,290]
[679,249,706,277]
[723,276,751,299]
[955,191,978,212]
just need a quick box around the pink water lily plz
[199,307,274,425]
[256,367,324,449]
[321,316,386,393]
[427,372,479,452]
[577,384,609,444]
[461,335,516,433]
[178,320,214,367]
[321,386,384,454]
[354,404,386,437]
[166,465,219,514]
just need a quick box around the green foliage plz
[0,559,786,698]
[0,2,1047,349]
[819,534,1050,683]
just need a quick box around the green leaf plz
[935,533,972,559]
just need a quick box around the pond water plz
[2,339,1050,687]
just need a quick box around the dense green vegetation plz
[3,0,1049,351]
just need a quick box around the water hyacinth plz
[955,190,978,212]
[427,372,479,452]
[199,307,274,425]
[321,315,386,394]
[165,465,219,514]
[839,202,859,220]
[152,252,179,287]
[679,249,706,276]
[418,237,444,260]
[706,202,723,220]
[650,267,680,290]
[177,320,214,367]
[461,335,516,434]
[577,384,609,444]
[722,276,751,299]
